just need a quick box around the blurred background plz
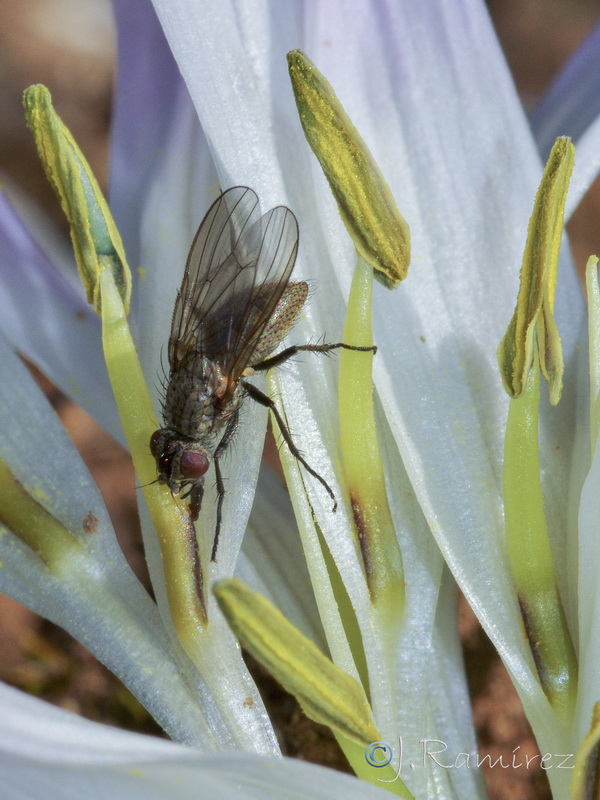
[1,2,599,799]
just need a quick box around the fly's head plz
[150,429,210,517]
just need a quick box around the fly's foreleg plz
[185,510,204,605]
[242,379,337,510]
[210,412,239,562]
[188,482,204,522]
[251,342,377,373]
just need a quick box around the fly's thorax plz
[163,356,243,439]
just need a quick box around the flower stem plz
[586,256,600,456]
[339,257,404,615]
[503,352,576,718]
[0,460,82,567]
[99,270,207,628]
[570,702,600,800]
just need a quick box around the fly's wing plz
[218,204,299,378]
[169,186,299,384]
[168,186,261,369]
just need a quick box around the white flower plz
[1,2,600,799]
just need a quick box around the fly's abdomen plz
[250,281,308,365]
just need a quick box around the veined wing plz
[169,186,299,383]
[169,186,260,368]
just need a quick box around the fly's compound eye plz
[150,430,162,457]
[180,451,209,479]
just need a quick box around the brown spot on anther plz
[243,696,254,707]
[82,512,98,534]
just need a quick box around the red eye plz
[180,451,209,478]
[150,430,162,457]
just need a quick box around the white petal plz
[573,262,600,752]
[149,0,582,773]
[565,115,600,220]
[296,0,582,764]
[0,682,391,800]
[0,329,234,747]
[423,570,487,800]
[575,421,600,747]
[238,467,327,647]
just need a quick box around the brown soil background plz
[1,2,600,799]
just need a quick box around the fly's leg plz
[181,482,205,601]
[186,514,204,605]
[211,460,226,562]
[242,379,337,510]
[188,482,204,522]
[251,342,377,373]
[210,412,240,562]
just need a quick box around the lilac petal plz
[110,0,219,443]
[110,0,189,268]
[565,115,600,220]
[531,20,600,159]
[0,193,122,437]
[530,20,600,219]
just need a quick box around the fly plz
[151,186,375,561]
